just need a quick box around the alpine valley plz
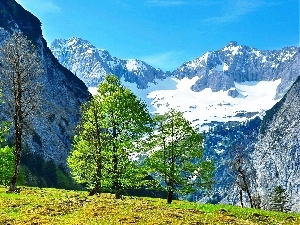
[0,0,299,212]
[51,37,300,211]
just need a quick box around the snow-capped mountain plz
[158,42,299,129]
[174,41,299,98]
[50,37,168,89]
[51,38,299,131]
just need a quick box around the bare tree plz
[0,32,43,192]
[229,144,256,208]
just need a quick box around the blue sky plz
[16,0,299,71]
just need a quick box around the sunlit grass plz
[0,186,299,224]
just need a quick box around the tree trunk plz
[113,148,121,199]
[112,125,121,199]
[8,120,22,192]
[239,189,244,207]
[241,173,253,208]
[8,146,21,192]
[167,188,173,204]
[166,115,175,204]
[89,100,102,197]
[89,183,100,196]
[8,82,23,192]
[246,187,253,208]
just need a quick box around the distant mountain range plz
[50,38,299,130]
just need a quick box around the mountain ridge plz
[0,0,90,166]
[51,37,169,89]
[50,37,299,131]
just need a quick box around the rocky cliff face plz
[0,0,90,166]
[50,37,168,89]
[253,74,300,211]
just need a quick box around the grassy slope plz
[0,186,299,225]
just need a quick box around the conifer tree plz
[269,186,291,212]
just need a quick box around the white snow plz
[121,76,177,111]
[68,38,77,46]
[147,77,281,131]
[223,45,240,55]
[262,56,267,63]
[89,76,282,131]
[214,62,229,72]
[88,87,98,95]
[126,59,147,72]
[252,50,261,57]
[184,52,210,70]
[281,52,296,62]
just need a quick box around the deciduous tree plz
[228,144,256,208]
[145,109,214,204]
[68,97,108,195]
[0,32,43,192]
[68,75,153,198]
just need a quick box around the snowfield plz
[147,77,281,130]
[89,77,281,131]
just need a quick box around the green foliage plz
[68,75,153,196]
[144,109,214,203]
[0,146,14,185]
[0,120,14,186]
[269,186,291,212]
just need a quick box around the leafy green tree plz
[269,186,291,212]
[0,32,43,192]
[68,75,153,198]
[0,121,14,186]
[145,109,214,204]
[0,146,14,185]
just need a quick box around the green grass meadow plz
[0,186,299,224]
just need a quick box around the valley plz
[0,0,299,215]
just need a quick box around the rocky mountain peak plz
[173,43,299,98]
[227,41,238,46]
[50,38,168,89]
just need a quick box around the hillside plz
[1,186,299,225]
[253,74,300,211]
[0,0,90,166]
